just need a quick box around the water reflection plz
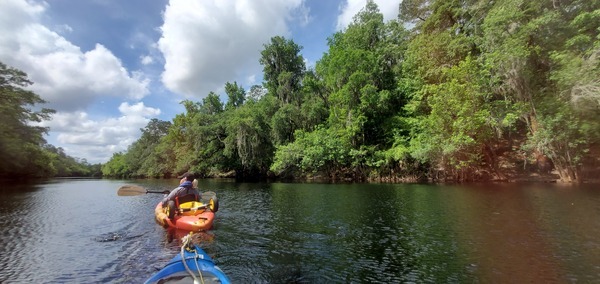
[1,179,599,283]
[440,184,561,282]
[263,183,466,282]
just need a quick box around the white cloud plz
[0,0,157,163]
[0,0,150,112]
[118,101,161,117]
[39,102,161,163]
[141,55,154,65]
[246,74,256,86]
[336,0,401,31]
[292,2,312,28]
[158,0,305,98]
[54,24,73,34]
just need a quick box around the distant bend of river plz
[0,179,599,283]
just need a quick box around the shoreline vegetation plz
[101,1,599,184]
[3,1,599,184]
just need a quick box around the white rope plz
[181,234,204,284]
[193,247,205,284]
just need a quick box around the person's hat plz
[177,172,195,181]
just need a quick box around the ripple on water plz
[94,231,127,242]
[3,180,600,283]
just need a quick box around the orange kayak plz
[154,201,215,231]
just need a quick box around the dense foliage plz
[105,0,599,182]
[0,62,99,179]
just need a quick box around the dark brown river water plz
[0,179,599,283]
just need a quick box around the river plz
[0,178,599,283]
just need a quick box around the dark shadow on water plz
[94,230,145,242]
[165,228,216,245]
[0,181,46,195]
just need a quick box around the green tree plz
[259,36,309,146]
[224,96,275,177]
[0,62,56,178]
[161,100,202,174]
[101,152,130,178]
[479,0,600,182]
[125,118,172,177]
[298,70,329,131]
[319,1,407,147]
[202,91,224,115]
[543,3,600,181]
[270,1,411,180]
[270,126,352,179]
[259,36,306,105]
[224,82,246,111]
[399,0,522,181]
[188,92,230,176]
[44,144,92,177]
[101,0,600,183]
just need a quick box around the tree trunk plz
[548,149,580,183]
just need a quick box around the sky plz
[0,0,402,164]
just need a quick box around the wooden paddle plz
[117,185,170,196]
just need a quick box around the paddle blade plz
[117,185,147,196]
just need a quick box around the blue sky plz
[0,0,401,164]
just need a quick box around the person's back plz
[162,173,198,208]
[179,180,193,190]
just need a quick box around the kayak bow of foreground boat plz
[144,234,231,284]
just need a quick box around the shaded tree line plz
[0,62,102,179]
[104,0,600,183]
